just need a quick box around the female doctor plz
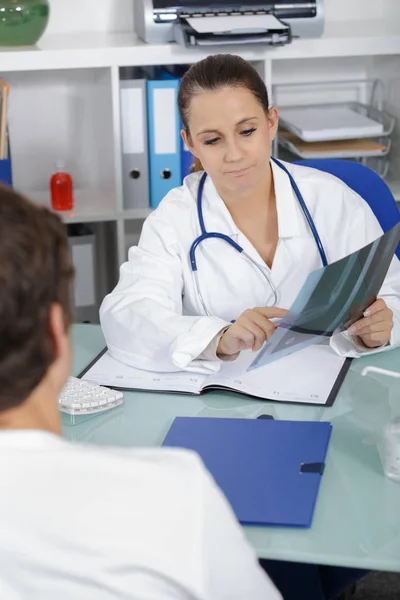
[101,54,399,600]
[100,54,400,374]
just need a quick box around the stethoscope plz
[189,158,328,318]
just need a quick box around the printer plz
[135,1,324,47]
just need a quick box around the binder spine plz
[120,79,150,209]
[147,79,181,209]
[0,158,12,186]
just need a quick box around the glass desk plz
[64,324,400,572]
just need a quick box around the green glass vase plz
[0,0,50,47]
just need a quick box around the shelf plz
[23,178,399,225]
[0,20,400,72]
[0,32,269,72]
[269,19,400,60]
[27,189,118,224]
[123,208,153,220]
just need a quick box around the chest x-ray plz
[249,221,400,370]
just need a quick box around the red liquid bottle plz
[50,161,74,211]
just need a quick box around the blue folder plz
[0,158,12,187]
[159,68,193,181]
[163,417,332,528]
[146,78,182,209]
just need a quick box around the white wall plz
[45,0,400,36]
[46,0,134,34]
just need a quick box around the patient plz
[0,186,280,599]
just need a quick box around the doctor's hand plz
[348,299,393,348]
[217,307,289,358]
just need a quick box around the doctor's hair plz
[179,54,270,173]
[0,185,74,412]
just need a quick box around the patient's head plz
[0,186,74,420]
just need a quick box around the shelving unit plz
[1,19,399,321]
[28,189,118,224]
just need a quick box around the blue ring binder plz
[0,158,12,187]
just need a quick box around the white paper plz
[71,244,95,307]
[82,352,207,394]
[120,88,145,155]
[186,14,287,34]
[206,342,346,405]
[82,342,346,406]
[153,88,177,155]
[279,106,384,142]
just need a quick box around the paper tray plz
[174,13,292,47]
[278,131,391,159]
[278,102,395,142]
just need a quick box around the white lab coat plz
[100,160,400,373]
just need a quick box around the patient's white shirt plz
[0,430,280,600]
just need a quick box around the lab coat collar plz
[200,160,312,240]
[201,175,238,237]
[270,159,312,239]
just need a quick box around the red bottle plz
[50,161,74,211]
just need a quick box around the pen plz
[229,317,283,326]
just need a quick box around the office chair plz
[295,159,400,260]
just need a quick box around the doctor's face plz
[182,86,278,195]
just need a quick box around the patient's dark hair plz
[178,54,270,172]
[0,186,74,412]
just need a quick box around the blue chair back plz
[295,159,400,259]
